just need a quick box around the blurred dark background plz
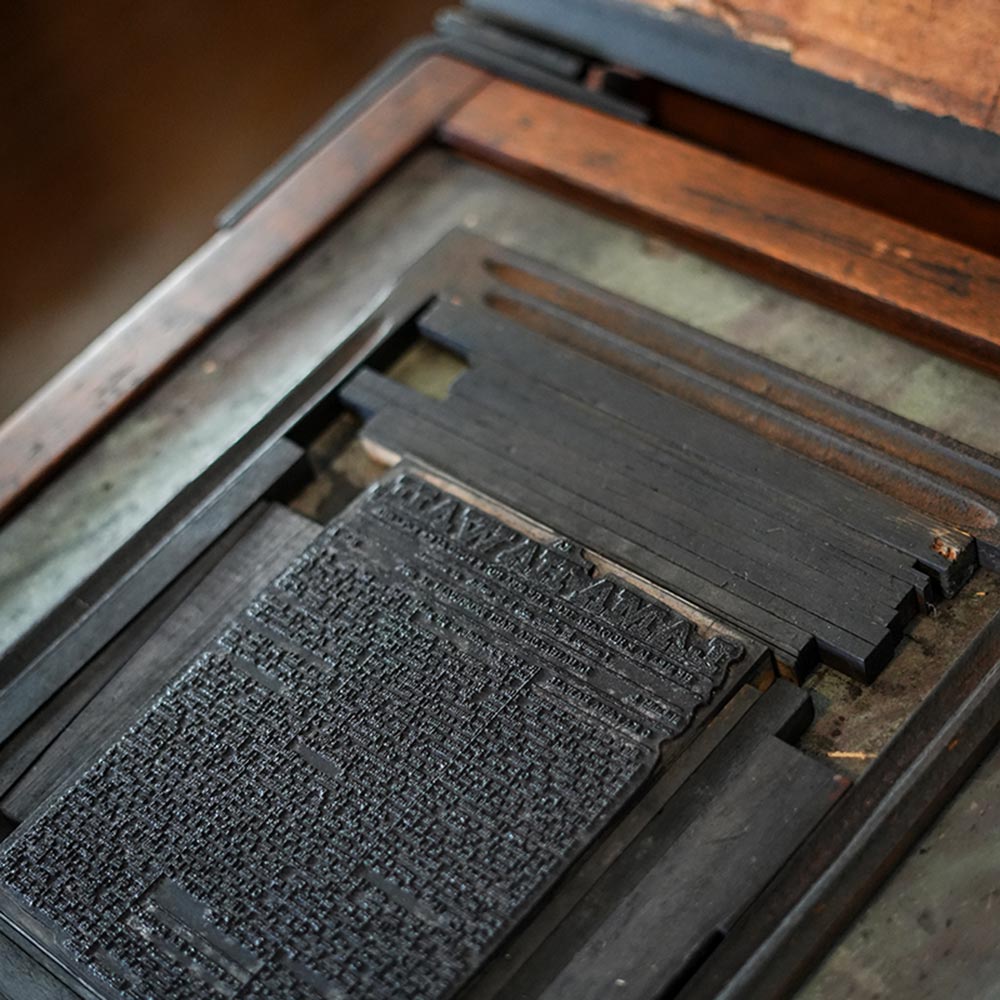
[0,0,440,420]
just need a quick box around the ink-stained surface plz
[0,471,744,1000]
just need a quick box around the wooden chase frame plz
[3,52,1000,523]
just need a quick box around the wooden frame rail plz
[442,80,1000,378]
[2,55,999,525]
[0,56,488,522]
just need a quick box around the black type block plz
[0,471,751,1000]
[1,503,321,823]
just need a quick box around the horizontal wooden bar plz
[420,299,971,590]
[441,80,1000,377]
[450,364,917,621]
[0,55,489,524]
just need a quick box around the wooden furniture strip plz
[0,55,489,523]
[441,80,1000,375]
[341,306,951,681]
[467,234,1000,564]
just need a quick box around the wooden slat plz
[449,364,919,618]
[441,80,1000,375]
[0,55,489,523]
[419,299,972,590]
[534,686,844,1000]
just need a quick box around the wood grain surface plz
[0,55,488,523]
[442,80,1000,376]
[640,0,1000,134]
[647,85,1000,256]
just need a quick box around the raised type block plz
[0,470,748,1000]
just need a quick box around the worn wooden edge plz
[0,55,491,526]
[440,79,1000,380]
[466,0,1000,202]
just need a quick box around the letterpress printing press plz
[0,3,999,997]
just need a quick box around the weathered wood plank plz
[0,470,753,1000]
[442,81,1000,375]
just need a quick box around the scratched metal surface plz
[3,150,1000,654]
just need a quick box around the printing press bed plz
[1,4,999,997]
